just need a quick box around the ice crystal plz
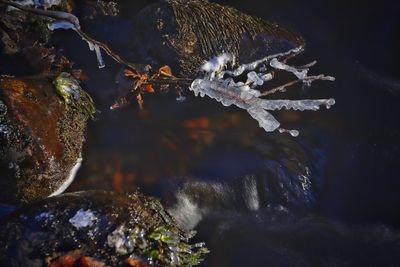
[189,47,335,136]
[48,20,105,69]
[69,209,97,229]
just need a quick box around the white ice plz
[190,48,336,136]
[69,209,97,229]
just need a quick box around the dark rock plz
[0,1,74,74]
[132,0,304,76]
[0,190,208,266]
[0,73,94,204]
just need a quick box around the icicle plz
[48,20,76,31]
[279,128,300,137]
[86,41,105,69]
[231,46,304,76]
[260,99,336,111]
[94,44,105,69]
[189,48,336,136]
[270,58,308,79]
[47,16,104,68]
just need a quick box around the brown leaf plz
[125,257,148,267]
[158,65,174,78]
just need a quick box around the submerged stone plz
[132,0,304,76]
[0,73,94,204]
[0,190,208,266]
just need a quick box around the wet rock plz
[0,190,208,266]
[0,0,74,74]
[0,73,94,204]
[0,9,51,56]
[132,0,304,76]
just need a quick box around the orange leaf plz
[143,84,154,93]
[78,256,108,267]
[126,257,148,267]
[139,74,148,82]
[158,65,174,78]
[124,69,140,79]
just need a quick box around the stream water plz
[3,0,400,266]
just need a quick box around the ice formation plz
[88,41,105,69]
[69,209,97,229]
[48,20,105,69]
[190,47,335,136]
[107,225,135,255]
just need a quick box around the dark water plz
[10,0,398,265]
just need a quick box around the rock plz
[0,0,74,74]
[0,190,208,266]
[0,73,94,204]
[132,0,304,76]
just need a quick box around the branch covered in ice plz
[1,0,147,71]
[189,49,336,136]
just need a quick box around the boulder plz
[0,73,94,204]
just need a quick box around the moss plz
[135,0,304,77]
[0,191,208,266]
[0,74,94,204]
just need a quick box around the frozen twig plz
[0,0,148,71]
[230,46,304,77]
[189,50,336,136]
[260,74,335,96]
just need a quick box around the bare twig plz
[147,76,193,87]
[74,29,149,72]
[260,74,335,96]
[297,60,317,69]
[0,0,200,88]
[0,0,149,71]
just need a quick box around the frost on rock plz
[107,225,135,255]
[69,209,97,229]
[189,47,336,136]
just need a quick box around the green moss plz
[147,226,209,266]
[53,72,96,118]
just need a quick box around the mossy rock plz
[0,190,208,266]
[0,73,94,204]
[131,0,304,76]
